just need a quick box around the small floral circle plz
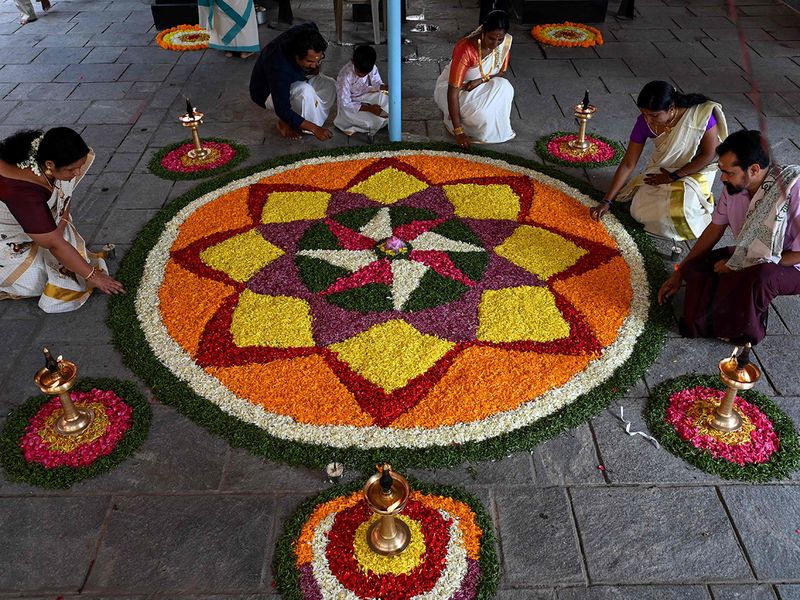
[161,141,236,174]
[276,484,498,600]
[645,375,800,481]
[537,132,624,169]
[665,386,779,466]
[156,24,210,51]
[19,388,133,469]
[148,137,250,181]
[531,22,604,47]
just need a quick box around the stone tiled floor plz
[1,0,800,597]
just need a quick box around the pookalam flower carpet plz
[0,379,152,488]
[645,374,800,482]
[273,480,498,600]
[109,144,668,469]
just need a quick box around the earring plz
[44,167,52,177]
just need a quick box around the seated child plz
[334,45,389,136]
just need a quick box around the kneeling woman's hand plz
[455,132,470,149]
[589,202,611,221]
[89,270,125,295]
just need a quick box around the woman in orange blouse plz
[434,11,515,148]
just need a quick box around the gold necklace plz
[662,109,680,135]
[476,37,500,82]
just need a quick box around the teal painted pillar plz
[387,0,401,141]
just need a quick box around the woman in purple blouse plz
[590,81,728,248]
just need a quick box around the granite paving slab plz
[85,494,274,593]
[495,487,585,586]
[721,485,800,581]
[531,423,604,486]
[777,585,800,599]
[752,335,800,396]
[0,63,67,83]
[570,486,752,583]
[590,399,722,485]
[80,404,231,493]
[0,495,110,591]
[556,586,711,600]
[709,584,779,600]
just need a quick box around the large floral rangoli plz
[120,148,660,467]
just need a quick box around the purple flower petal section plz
[311,298,399,346]
[399,185,455,218]
[328,190,384,215]
[257,221,311,253]
[298,562,323,600]
[451,557,481,600]
[479,252,544,291]
[247,254,312,298]
[463,218,520,248]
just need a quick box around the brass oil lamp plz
[712,343,761,432]
[179,97,211,160]
[568,90,597,152]
[363,464,411,556]
[34,347,94,436]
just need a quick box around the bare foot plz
[224,51,234,58]
[19,15,37,24]
[40,0,50,11]
[276,120,302,139]
[240,52,253,60]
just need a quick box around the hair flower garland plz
[16,133,44,176]
[645,374,800,481]
[531,22,604,48]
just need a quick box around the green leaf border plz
[0,378,152,489]
[148,137,250,181]
[108,142,670,471]
[272,478,500,600]
[645,374,800,482]
[535,131,625,169]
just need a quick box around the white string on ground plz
[618,406,660,448]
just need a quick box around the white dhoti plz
[267,75,337,128]
[334,90,389,135]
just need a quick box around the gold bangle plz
[85,266,96,281]
[453,127,464,136]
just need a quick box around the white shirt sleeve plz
[336,64,363,112]
[368,65,384,91]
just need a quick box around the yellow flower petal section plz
[200,229,284,282]
[330,320,454,393]
[348,167,428,204]
[231,291,315,348]
[495,225,586,280]
[261,191,331,223]
[443,183,520,219]
[353,514,426,575]
[477,286,570,342]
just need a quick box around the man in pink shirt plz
[659,129,800,344]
